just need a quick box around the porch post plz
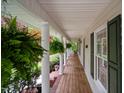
[68,49,71,57]
[41,22,50,93]
[66,40,70,59]
[59,36,64,75]
[64,38,67,65]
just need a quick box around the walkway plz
[55,54,92,93]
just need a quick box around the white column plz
[59,36,64,75]
[68,49,70,57]
[67,49,69,59]
[64,38,67,65]
[59,54,64,75]
[64,52,67,65]
[66,40,69,59]
[41,22,50,93]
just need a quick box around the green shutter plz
[83,39,85,69]
[108,15,121,93]
[90,32,94,78]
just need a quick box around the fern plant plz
[1,16,45,91]
[49,36,64,55]
[66,43,72,48]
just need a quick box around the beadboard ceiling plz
[5,0,44,29]
[38,0,112,39]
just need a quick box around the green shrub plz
[49,54,59,72]
[50,54,59,64]
[71,42,78,53]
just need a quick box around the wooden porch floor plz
[55,54,92,93]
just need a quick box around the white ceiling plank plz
[39,0,112,39]
[5,0,116,39]
[39,0,110,4]
[8,0,112,39]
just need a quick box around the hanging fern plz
[49,36,64,54]
[66,43,72,48]
[1,16,45,91]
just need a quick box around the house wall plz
[79,0,122,93]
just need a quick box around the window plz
[95,28,108,90]
[96,29,107,58]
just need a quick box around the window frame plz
[94,24,108,93]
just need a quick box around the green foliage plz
[1,16,45,90]
[1,59,13,88]
[49,36,64,54]
[50,54,59,72]
[71,42,78,53]
[50,54,59,64]
[66,43,72,48]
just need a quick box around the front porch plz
[51,54,92,93]
[1,0,122,93]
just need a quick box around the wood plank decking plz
[55,54,92,93]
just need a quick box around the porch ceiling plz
[5,0,44,29]
[38,0,112,39]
